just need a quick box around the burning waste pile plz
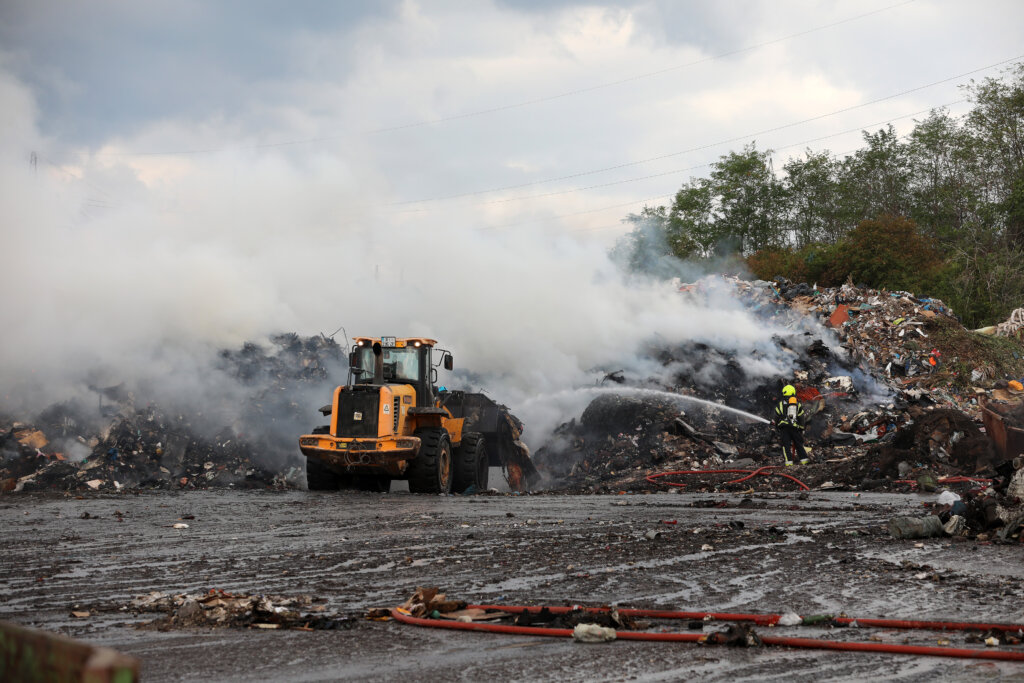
[532,275,1024,529]
[0,334,345,493]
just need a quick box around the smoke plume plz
[0,64,845,456]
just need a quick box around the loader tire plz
[408,428,453,494]
[306,425,341,490]
[305,459,341,491]
[452,432,487,493]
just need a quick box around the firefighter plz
[773,384,808,466]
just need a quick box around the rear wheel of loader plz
[408,429,453,494]
[452,432,487,493]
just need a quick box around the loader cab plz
[349,337,451,408]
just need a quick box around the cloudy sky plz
[1,0,1022,428]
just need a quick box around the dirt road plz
[1,489,1022,681]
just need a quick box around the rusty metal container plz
[980,397,1024,461]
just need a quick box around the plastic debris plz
[572,623,617,643]
[888,515,945,539]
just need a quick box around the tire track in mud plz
[1,490,1022,681]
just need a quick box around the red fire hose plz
[392,604,1024,662]
[646,466,811,491]
[895,476,993,487]
[474,604,1024,632]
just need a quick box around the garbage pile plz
[535,274,1024,494]
[122,589,354,630]
[1,333,344,493]
[888,463,1024,542]
[535,393,771,491]
[746,277,976,387]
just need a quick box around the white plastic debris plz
[778,612,802,626]
[1008,469,1024,501]
[823,376,854,392]
[943,515,966,536]
[172,523,190,529]
[572,623,617,643]
[936,490,961,506]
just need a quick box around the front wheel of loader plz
[305,426,341,491]
[408,429,453,494]
[452,432,487,493]
[305,459,341,491]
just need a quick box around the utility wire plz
[97,1,915,157]
[472,122,948,235]
[366,0,918,134]
[420,99,967,212]
[392,55,1021,206]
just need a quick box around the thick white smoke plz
[0,65,831,453]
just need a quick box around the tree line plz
[612,63,1024,328]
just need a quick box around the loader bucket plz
[442,391,540,490]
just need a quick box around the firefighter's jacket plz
[774,398,805,430]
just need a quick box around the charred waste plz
[4,274,1024,544]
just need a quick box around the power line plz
[391,54,1021,206]
[365,0,918,135]
[471,117,955,236]
[414,99,967,213]
[96,1,915,157]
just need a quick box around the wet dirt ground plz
[2,485,1023,682]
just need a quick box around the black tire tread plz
[306,458,341,491]
[452,432,487,493]
[408,428,451,494]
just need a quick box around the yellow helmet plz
[782,384,796,397]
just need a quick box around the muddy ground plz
[2,487,1023,681]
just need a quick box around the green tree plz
[782,150,844,245]
[707,143,786,255]
[836,125,911,223]
[611,206,673,275]
[827,215,942,293]
[666,178,716,258]
[964,64,1024,247]
[906,108,980,244]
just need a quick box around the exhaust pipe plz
[372,341,384,384]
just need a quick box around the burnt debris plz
[1,334,345,493]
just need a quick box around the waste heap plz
[534,275,1024,494]
[886,460,1024,543]
[0,334,344,493]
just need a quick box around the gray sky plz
[1,0,1022,429]
[3,1,1021,236]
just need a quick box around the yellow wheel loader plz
[298,337,538,493]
